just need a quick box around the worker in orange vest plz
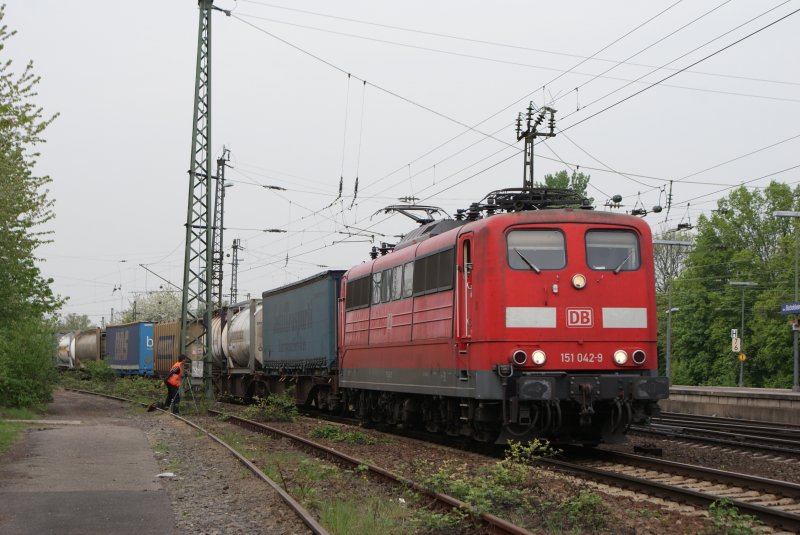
[162,354,188,414]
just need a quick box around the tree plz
[653,228,693,293]
[55,313,94,332]
[116,290,182,324]
[668,182,798,387]
[0,6,62,407]
[538,169,593,202]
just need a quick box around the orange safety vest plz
[166,361,183,387]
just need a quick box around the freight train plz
[57,188,669,445]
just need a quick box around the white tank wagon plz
[56,332,76,369]
[226,300,263,369]
[210,315,225,368]
[74,328,104,366]
[214,299,264,398]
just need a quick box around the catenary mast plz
[180,0,228,400]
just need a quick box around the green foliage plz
[0,7,63,409]
[707,498,761,535]
[242,392,298,422]
[311,425,376,445]
[407,508,469,534]
[504,438,558,464]
[0,317,57,408]
[666,182,800,387]
[545,491,609,532]
[82,360,115,382]
[420,459,532,515]
[319,494,416,535]
[538,169,593,203]
[54,313,94,332]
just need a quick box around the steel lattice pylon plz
[180,0,214,399]
[211,148,230,309]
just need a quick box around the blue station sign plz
[780,302,800,315]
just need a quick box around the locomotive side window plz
[380,268,392,303]
[345,276,371,310]
[391,265,403,300]
[585,230,640,271]
[402,262,414,298]
[371,271,382,305]
[507,230,566,270]
[413,248,455,296]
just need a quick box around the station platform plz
[662,385,800,425]
[0,391,174,535]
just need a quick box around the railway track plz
[65,389,328,535]
[208,409,533,535]
[657,412,800,440]
[547,449,800,532]
[68,389,533,534]
[632,413,800,457]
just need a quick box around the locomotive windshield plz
[585,230,640,271]
[507,230,566,270]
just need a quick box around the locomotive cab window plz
[507,230,566,270]
[585,230,640,271]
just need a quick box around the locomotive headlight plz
[632,350,646,365]
[613,350,629,365]
[512,350,528,366]
[572,274,587,289]
[531,350,547,366]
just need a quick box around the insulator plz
[652,205,663,213]
[631,208,647,216]
[612,195,623,203]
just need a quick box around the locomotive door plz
[456,234,473,381]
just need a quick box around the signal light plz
[512,350,527,366]
[613,350,629,365]
[632,350,646,365]
[531,350,547,366]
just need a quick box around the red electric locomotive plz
[338,189,668,445]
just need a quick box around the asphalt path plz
[0,390,174,534]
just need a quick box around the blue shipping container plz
[262,270,344,370]
[105,322,154,375]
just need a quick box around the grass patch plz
[0,421,27,455]
[311,425,376,445]
[0,407,39,420]
[320,494,416,535]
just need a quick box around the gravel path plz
[1,391,311,535]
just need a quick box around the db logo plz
[567,308,593,327]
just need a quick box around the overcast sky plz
[6,0,800,323]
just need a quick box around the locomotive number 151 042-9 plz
[560,352,603,363]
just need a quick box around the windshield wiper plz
[514,248,540,274]
[613,251,634,274]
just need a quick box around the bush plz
[242,392,298,422]
[0,317,57,408]
[557,491,609,531]
[708,498,761,535]
[83,360,115,382]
